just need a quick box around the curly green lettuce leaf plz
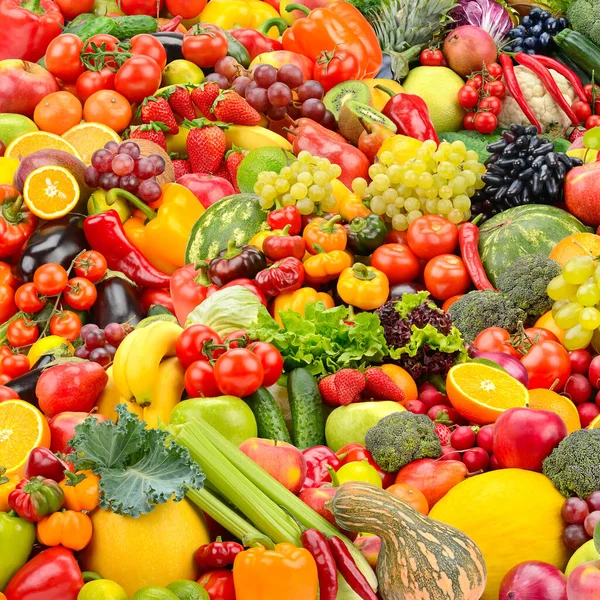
[388,323,469,360]
[394,291,431,319]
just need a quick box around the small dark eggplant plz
[5,354,54,408]
[151,32,184,64]
[90,276,144,328]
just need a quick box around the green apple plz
[0,113,37,145]
[566,539,600,576]
[169,396,257,446]
[325,401,405,452]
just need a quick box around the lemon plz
[78,580,128,600]
[27,335,73,367]
[167,580,209,600]
[132,587,179,600]
[377,135,423,164]
[0,157,20,185]
[402,66,466,132]
[236,146,295,193]
[162,60,204,87]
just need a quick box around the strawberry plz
[225,146,245,193]
[161,85,197,121]
[140,97,179,135]
[434,423,452,446]
[184,119,227,174]
[211,90,261,126]
[191,82,220,121]
[362,368,405,403]
[172,158,192,180]
[213,160,231,182]
[129,122,168,151]
[319,369,366,407]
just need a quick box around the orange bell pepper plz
[303,215,347,255]
[59,471,100,513]
[272,287,334,326]
[36,510,93,551]
[303,247,352,285]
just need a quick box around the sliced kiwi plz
[338,100,397,145]
[323,81,371,120]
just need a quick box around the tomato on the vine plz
[479,96,502,116]
[486,62,503,80]
[371,243,420,285]
[176,325,222,368]
[213,348,264,397]
[14,283,45,314]
[474,111,498,134]
[49,311,82,341]
[483,80,505,99]
[521,340,571,390]
[313,48,361,92]
[457,85,479,110]
[407,215,458,260]
[74,251,107,283]
[183,23,229,68]
[76,68,116,104]
[419,48,444,66]
[83,34,121,69]
[466,74,483,90]
[165,0,206,19]
[114,56,162,104]
[248,341,283,387]
[474,327,520,358]
[33,264,68,296]
[0,284,17,324]
[64,277,97,311]
[45,34,86,82]
[514,327,559,354]
[0,346,12,362]
[424,254,470,301]
[129,34,168,71]
[7,318,39,348]
[185,360,221,397]
[1,354,30,379]
[463,112,476,130]
[572,101,592,123]
[584,84,600,105]
[223,330,249,349]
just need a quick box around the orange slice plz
[589,414,600,429]
[5,131,81,161]
[447,363,529,425]
[0,400,51,475]
[23,165,80,219]
[62,122,121,165]
[528,388,581,434]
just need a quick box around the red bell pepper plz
[5,546,84,600]
[195,538,244,572]
[140,287,175,314]
[263,225,306,261]
[197,568,236,600]
[8,476,64,522]
[229,18,285,61]
[267,205,302,235]
[221,278,267,306]
[170,262,219,326]
[254,257,305,297]
[302,445,343,489]
[24,448,70,483]
[0,186,37,259]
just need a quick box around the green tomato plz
[335,461,382,487]
[78,580,128,600]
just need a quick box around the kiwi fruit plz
[338,100,397,145]
[323,81,371,119]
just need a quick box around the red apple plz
[354,536,381,569]
[298,486,337,526]
[49,411,108,454]
[492,408,567,472]
[567,560,600,600]
[177,173,235,209]
[239,437,307,494]
[565,162,600,226]
[0,60,59,118]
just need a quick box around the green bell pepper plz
[87,189,132,223]
[345,214,388,256]
[0,511,35,591]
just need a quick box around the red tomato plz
[514,327,560,354]
[49,311,82,341]
[584,84,600,104]
[466,74,483,90]
[474,111,498,134]
[64,277,97,311]
[166,0,206,18]
[479,96,502,116]
[76,68,116,104]
[337,443,395,487]
[45,34,86,81]
[384,230,408,245]
[0,262,17,289]
[483,80,505,99]
[424,254,470,301]
[114,56,162,104]
[1,354,30,379]
[130,34,168,71]
[83,34,121,69]
[463,112,476,130]
[371,243,420,285]
[185,360,221,397]
[521,340,571,390]
[441,294,464,312]
[74,251,107,283]
[419,48,444,66]
[0,385,20,401]
[572,101,592,123]
[313,47,361,92]
[457,85,479,110]
[176,325,223,368]
[474,326,520,358]
[33,264,68,296]
[248,341,283,387]
[407,215,458,260]
[54,0,94,21]
[183,23,229,68]
[213,348,264,397]
[119,0,164,15]
[223,330,249,349]
[486,62,503,80]
[197,569,235,600]
[7,318,39,348]
[0,346,12,362]
[586,115,600,129]
[14,283,45,314]
[0,284,17,324]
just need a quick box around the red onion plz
[499,561,567,600]
[472,350,529,387]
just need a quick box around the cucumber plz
[63,13,97,36]
[244,387,291,443]
[552,49,592,86]
[554,29,600,77]
[287,368,325,450]
[110,15,158,40]
[76,16,118,41]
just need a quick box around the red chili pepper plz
[159,14,183,31]
[458,216,496,292]
[9,476,64,523]
[229,18,285,60]
[515,53,580,126]
[532,55,587,103]
[300,529,338,600]
[24,448,70,483]
[267,206,302,235]
[263,225,306,261]
[221,278,268,306]
[170,262,219,325]
[0,186,37,260]
[195,538,244,572]
[499,54,542,133]
[83,210,171,289]
[302,446,343,489]
[254,257,305,297]
[327,536,378,600]
[379,88,439,143]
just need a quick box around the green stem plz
[21,0,42,13]
[312,243,326,254]
[257,17,288,36]
[285,2,310,15]
[224,238,241,259]
[352,262,375,281]
[320,214,342,233]
[2,196,24,224]
[82,572,102,583]
[374,85,395,98]
[106,189,157,221]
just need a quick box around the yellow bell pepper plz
[303,247,352,285]
[248,228,285,252]
[27,335,74,367]
[272,287,334,326]
[87,189,132,223]
[200,0,281,38]
[337,263,389,310]
[116,183,204,275]
[0,468,20,512]
[363,78,404,111]
[338,192,371,223]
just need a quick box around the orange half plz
[447,363,529,425]
[23,165,80,219]
[5,131,81,161]
[528,388,581,434]
[63,122,121,165]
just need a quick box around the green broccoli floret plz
[542,429,600,498]
[497,254,561,326]
[567,0,600,45]
[448,290,527,343]
[364,411,442,473]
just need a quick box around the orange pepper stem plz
[63,471,86,487]
[106,189,157,221]
[352,263,376,281]
[285,3,310,15]
[320,214,342,233]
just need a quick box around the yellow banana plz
[225,125,292,152]
[112,327,147,400]
[127,321,183,407]
[142,357,185,428]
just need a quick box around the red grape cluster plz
[84,140,167,204]
[561,492,600,551]
[561,350,600,428]
[75,322,132,367]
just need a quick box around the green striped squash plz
[332,482,487,600]
[478,205,590,286]
[185,194,269,262]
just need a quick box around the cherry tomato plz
[0,346,12,362]
[74,251,107,283]
[248,341,283,387]
[337,443,395,487]
[197,569,235,600]
[45,34,86,81]
[213,348,264,397]
[64,277,97,311]
[83,34,121,69]
[33,264,68,296]
[166,0,206,18]
[0,374,11,385]
[474,111,498,134]
[406,215,458,260]
[0,385,20,401]
[49,311,82,341]
[521,340,571,390]
[223,330,249,349]
[424,254,470,301]
[457,85,479,110]
[7,318,39,348]
[0,262,17,288]
[585,115,600,130]
[130,34,168,71]
[114,56,162,104]
[486,62,503,80]
[463,112,476,130]
[1,354,30,379]
[479,96,502,116]
[572,101,592,123]
[176,325,223,368]
[183,23,229,68]
[76,68,116,104]
[483,80,505,99]
[419,48,444,66]
[466,74,483,90]
[514,326,559,354]
[474,326,520,358]
[313,47,361,92]
[584,84,600,105]
[185,360,221,397]
[371,243,420,285]
[14,283,45,314]
[0,284,17,324]
[441,294,464,312]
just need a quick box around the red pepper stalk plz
[170,261,218,326]
[254,256,305,297]
[229,18,286,61]
[263,225,306,261]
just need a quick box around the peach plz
[567,560,600,600]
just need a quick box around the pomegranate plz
[443,26,497,77]
[499,561,567,600]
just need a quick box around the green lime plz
[0,114,38,146]
[162,60,204,87]
[131,587,180,600]
[236,146,296,194]
[77,579,128,600]
[167,580,210,600]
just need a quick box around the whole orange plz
[379,364,418,402]
[34,91,82,135]
[385,483,429,515]
[83,90,132,134]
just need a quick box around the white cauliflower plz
[498,66,576,133]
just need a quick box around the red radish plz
[443,26,497,77]
[440,446,460,461]
[570,349,592,375]
[427,404,462,425]
[587,491,600,512]
[462,447,489,472]
[588,355,600,388]
[499,561,567,600]
[577,402,600,428]
[562,374,593,405]
[584,511,600,537]
[492,408,567,472]
[450,426,476,450]
[476,425,494,453]
[404,399,427,414]
[418,382,448,409]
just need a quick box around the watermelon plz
[185,194,269,263]
[479,205,590,286]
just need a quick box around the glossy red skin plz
[567,560,600,600]
[24,447,70,482]
[177,174,235,208]
[0,61,59,117]
[197,569,236,600]
[565,162,600,227]
[49,412,108,454]
[521,340,571,390]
